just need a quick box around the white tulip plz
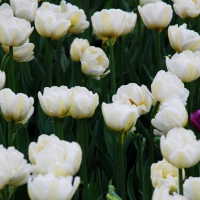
[80,46,110,80]
[70,86,99,119]
[91,9,126,44]
[112,83,155,116]
[2,39,35,62]
[140,0,161,6]
[168,24,200,52]
[0,70,6,90]
[151,97,188,136]
[6,147,32,186]
[166,50,200,82]
[0,16,34,46]
[160,127,200,168]
[28,174,80,200]
[0,3,14,18]
[70,38,90,62]
[10,0,38,22]
[183,177,200,200]
[38,86,72,118]
[173,0,200,19]
[60,1,89,34]
[138,2,173,32]
[151,70,189,104]
[102,102,139,134]
[0,88,34,124]
[29,134,82,177]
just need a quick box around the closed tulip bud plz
[151,97,188,136]
[173,0,200,19]
[102,102,139,134]
[168,24,200,52]
[38,86,72,118]
[0,145,11,190]
[151,70,189,104]
[160,127,200,168]
[140,0,161,6]
[60,1,89,34]
[121,11,137,36]
[35,2,71,40]
[152,184,187,200]
[70,86,99,119]
[151,159,185,191]
[2,39,34,62]
[190,110,200,132]
[0,17,34,47]
[10,0,38,22]
[91,9,126,45]
[0,70,6,90]
[70,38,90,62]
[6,147,32,186]
[28,174,80,200]
[80,46,110,80]
[166,50,200,82]
[138,2,173,32]
[0,88,34,124]
[29,134,82,177]
[112,83,155,116]
[183,177,200,200]
[0,3,14,18]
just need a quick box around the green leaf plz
[44,118,54,135]
[127,166,136,200]
[142,160,151,200]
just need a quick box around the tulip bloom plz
[138,2,173,32]
[151,70,189,104]
[70,38,90,62]
[160,127,200,168]
[168,24,200,52]
[190,110,200,132]
[0,70,6,90]
[0,88,34,124]
[140,0,161,5]
[29,134,82,177]
[0,3,14,18]
[166,50,200,82]
[80,46,110,80]
[28,174,80,200]
[102,102,139,134]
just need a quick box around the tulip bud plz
[168,24,200,52]
[10,0,38,22]
[0,88,34,124]
[60,1,89,34]
[70,38,90,62]
[80,46,110,80]
[70,86,99,119]
[38,86,72,118]
[160,127,200,168]
[2,39,34,62]
[151,70,189,104]
[138,2,173,32]
[102,102,139,134]
[0,16,34,46]
[173,0,200,19]
[0,70,6,90]
[166,50,200,82]
[29,134,82,177]
[190,110,200,132]
[28,174,80,200]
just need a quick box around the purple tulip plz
[190,110,200,132]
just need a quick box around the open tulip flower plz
[0,3,14,18]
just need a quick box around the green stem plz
[1,188,8,200]
[179,168,183,195]
[149,101,160,166]
[108,37,116,96]
[8,120,15,147]
[155,30,161,71]
[54,117,63,140]
[9,46,15,92]
[77,119,89,200]
[56,39,62,86]
[45,37,52,87]
[119,133,126,200]
[79,62,83,86]
[118,37,124,86]
[196,79,200,109]
[101,76,107,103]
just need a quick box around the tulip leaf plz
[142,160,151,200]
[15,70,25,94]
[0,122,5,146]
[127,166,136,200]
[91,130,116,184]
[44,118,54,135]
[0,53,9,72]
[37,103,48,131]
